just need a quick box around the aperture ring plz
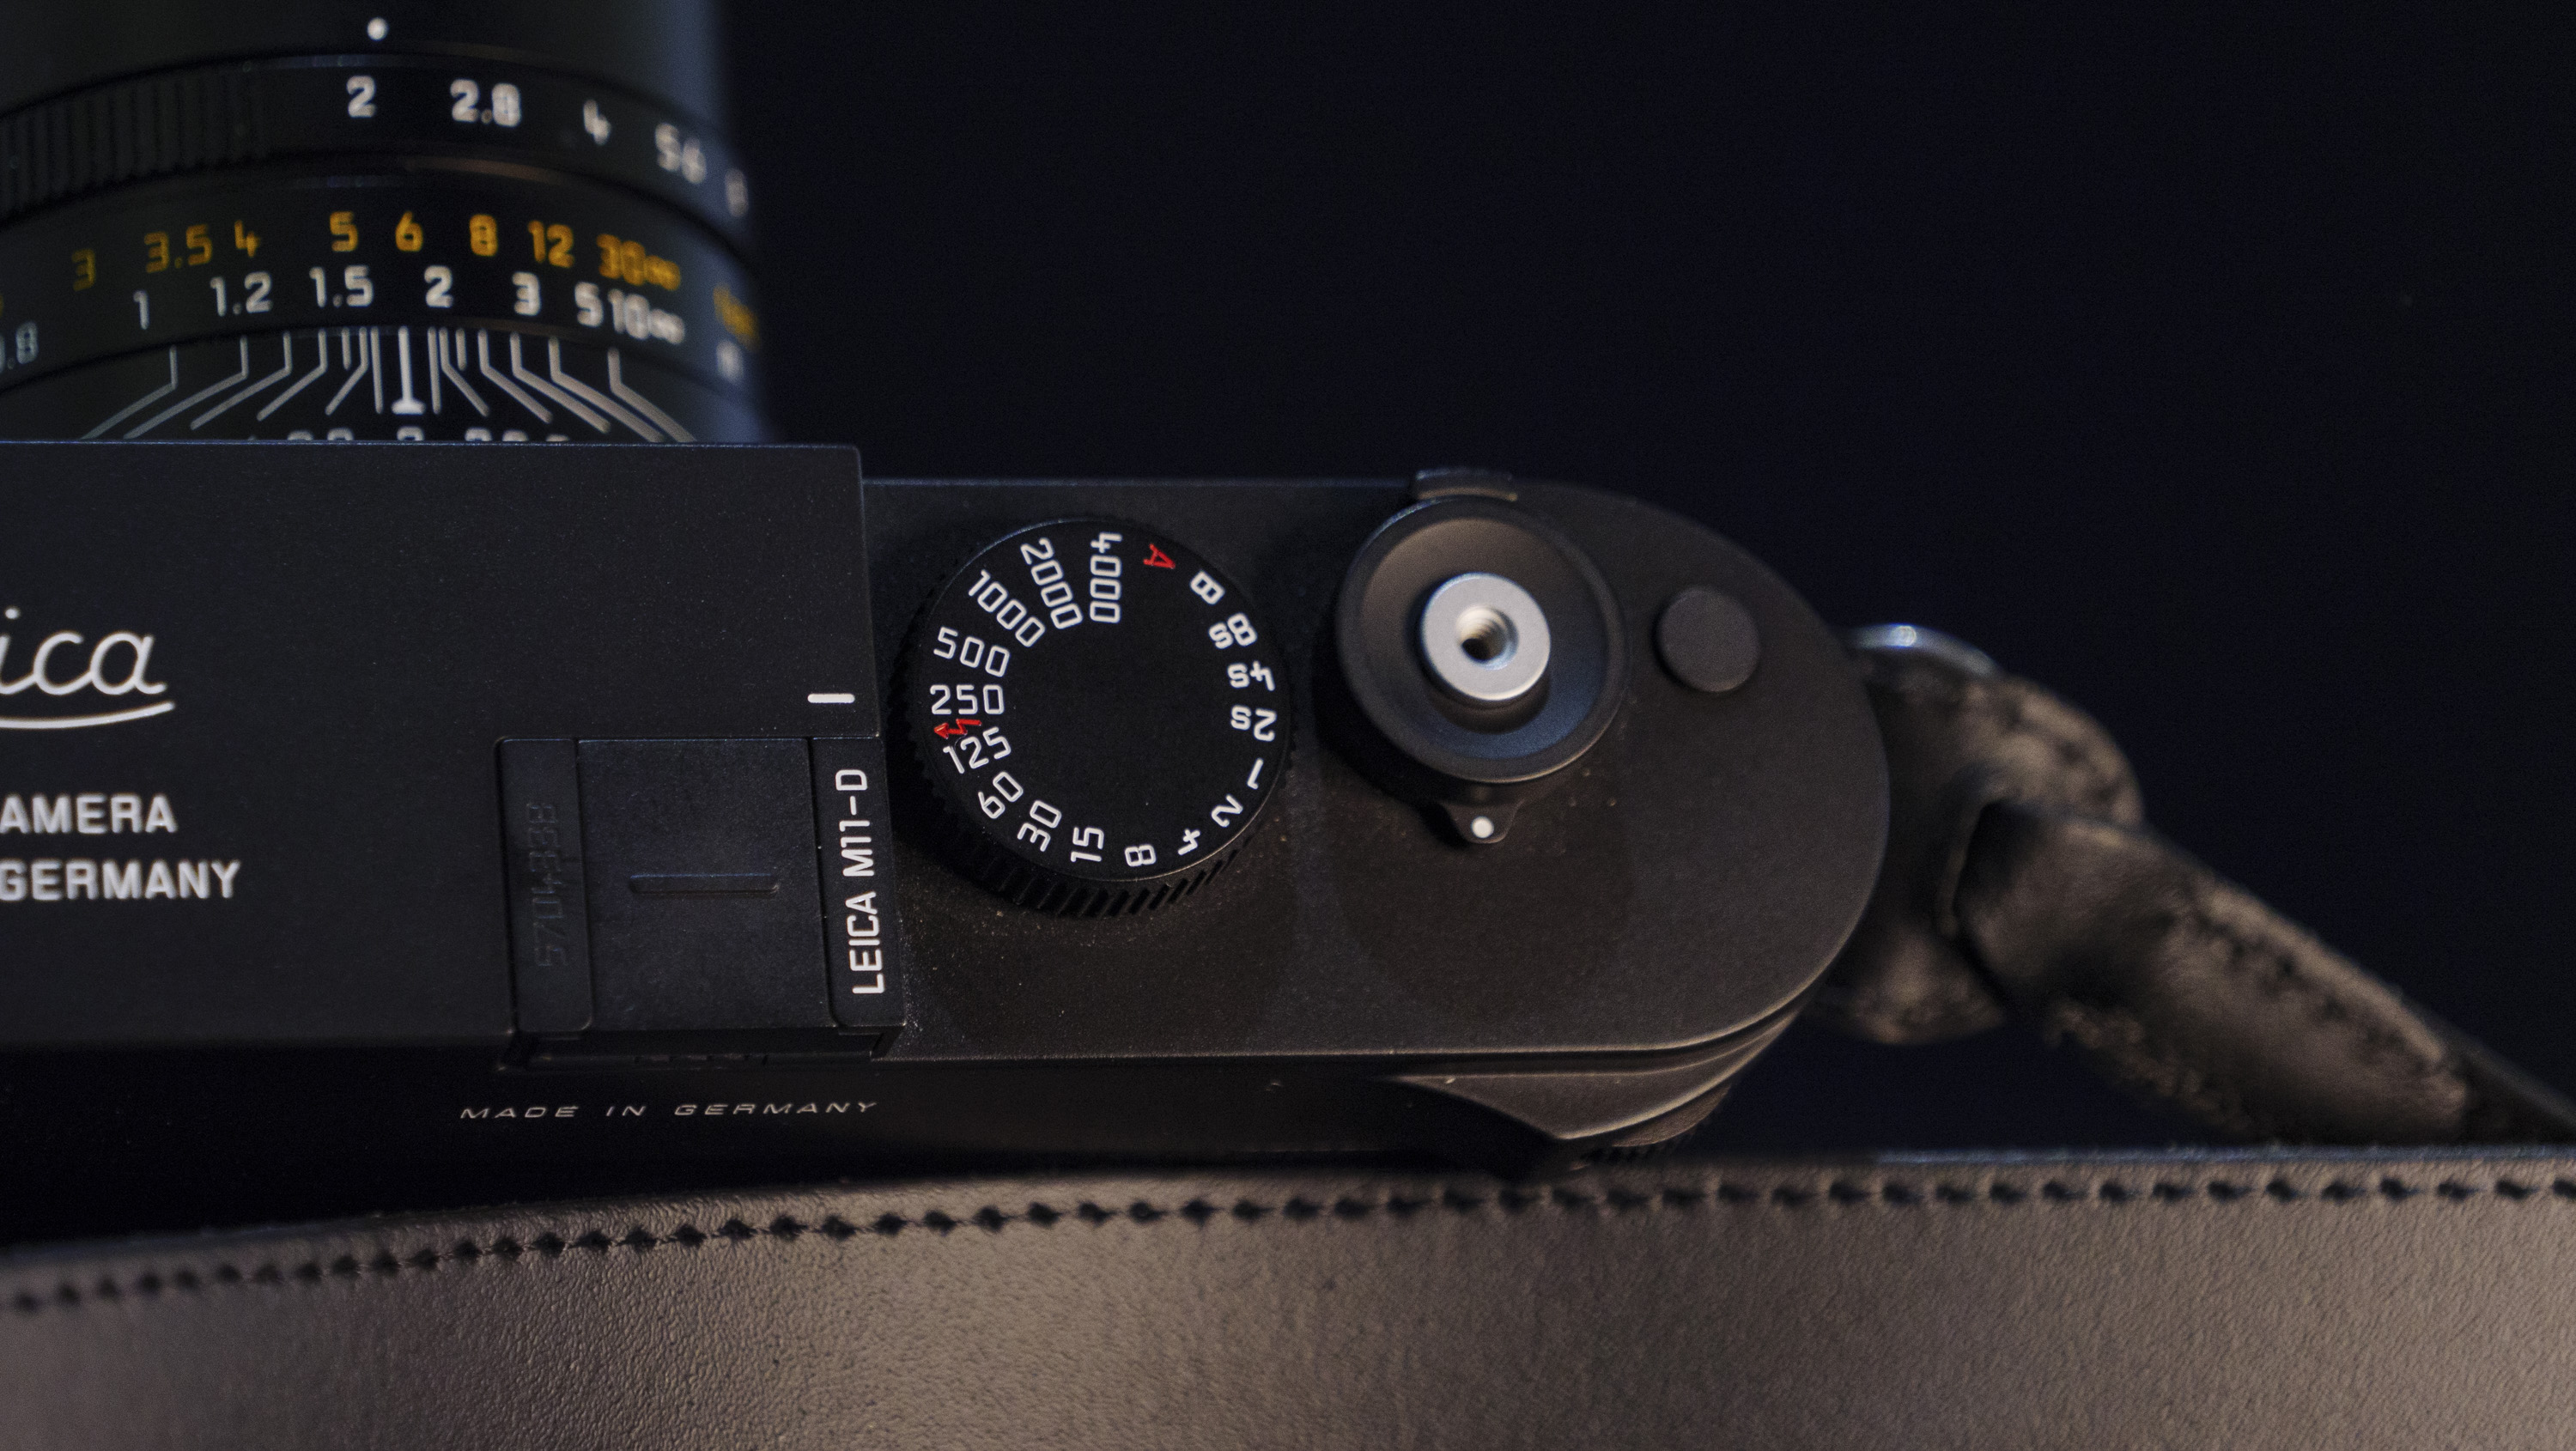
[0,56,752,244]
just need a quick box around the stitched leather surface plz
[7,1150,2575,1449]
[1813,642,2142,1043]
[1818,638,2576,1144]
[1960,804,2574,1143]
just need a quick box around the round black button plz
[903,519,1290,914]
[1656,587,1760,694]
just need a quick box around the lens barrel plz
[0,0,763,441]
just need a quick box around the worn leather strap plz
[7,1150,2576,1448]
[1816,632,2576,1144]
[1961,803,2576,1142]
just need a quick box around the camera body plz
[0,442,1884,1181]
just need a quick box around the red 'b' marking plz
[1142,543,1176,569]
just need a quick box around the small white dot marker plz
[1470,815,1495,840]
[3,607,17,620]
[366,16,388,40]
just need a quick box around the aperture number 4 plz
[1226,661,1276,692]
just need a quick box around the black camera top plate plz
[862,477,1886,1063]
[0,441,872,1043]
[0,446,1883,1087]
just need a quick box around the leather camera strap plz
[1814,628,2576,1144]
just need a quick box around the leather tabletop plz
[5,1149,2572,1448]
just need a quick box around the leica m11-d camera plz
[0,444,1886,1179]
[6,2,2544,1216]
[0,1,1898,1187]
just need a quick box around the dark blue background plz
[729,4,2576,1150]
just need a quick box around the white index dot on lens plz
[1470,816,1495,840]
[367,16,389,39]
[3,608,16,620]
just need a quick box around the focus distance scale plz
[0,168,757,440]
[904,519,1292,915]
[0,3,763,442]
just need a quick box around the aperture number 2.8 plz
[343,76,521,127]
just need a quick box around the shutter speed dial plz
[904,518,1290,915]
